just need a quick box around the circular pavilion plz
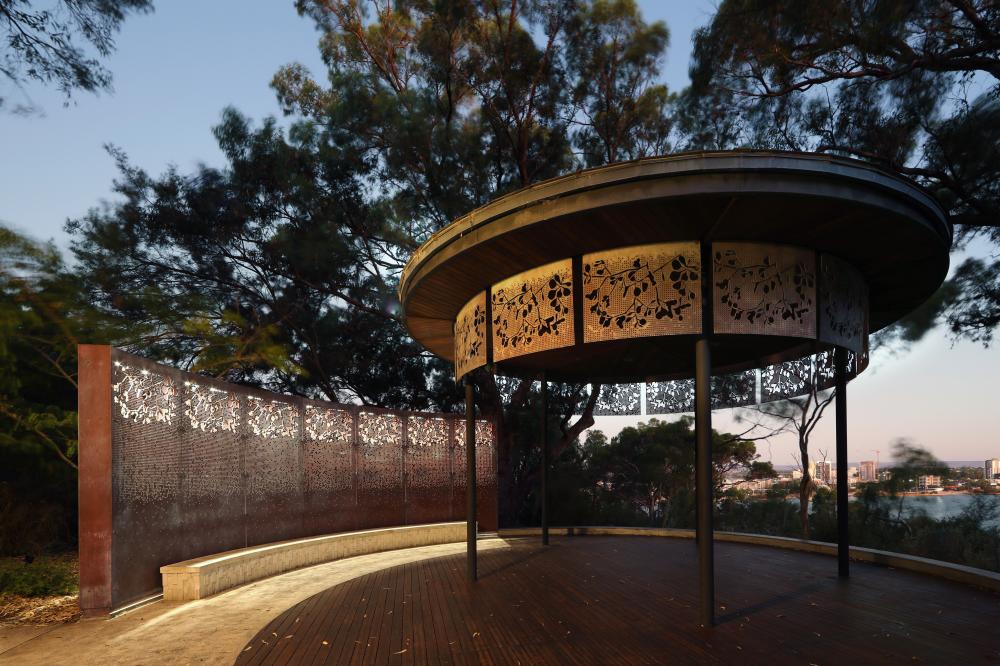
[398,151,951,626]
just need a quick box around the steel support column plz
[465,379,478,582]
[695,338,714,626]
[541,376,549,546]
[835,347,849,578]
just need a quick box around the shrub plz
[0,483,67,556]
[0,555,77,597]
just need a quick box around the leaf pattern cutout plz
[455,292,487,378]
[582,244,701,342]
[713,244,816,337]
[491,261,574,360]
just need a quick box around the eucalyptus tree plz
[1,0,153,112]
[685,0,1000,344]
[583,418,760,527]
[746,359,836,539]
[69,0,678,519]
[276,0,677,520]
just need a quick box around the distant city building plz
[848,466,859,487]
[987,458,1000,482]
[732,478,776,495]
[791,469,803,480]
[816,461,832,484]
[917,475,943,492]
[859,460,878,483]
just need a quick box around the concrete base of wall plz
[497,526,1000,593]
[161,522,467,601]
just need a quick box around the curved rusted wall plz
[78,346,497,615]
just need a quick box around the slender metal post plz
[465,379,477,582]
[540,376,549,546]
[835,347,849,578]
[695,338,715,626]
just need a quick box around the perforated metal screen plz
[713,242,817,339]
[491,259,574,362]
[455,291,487,379]
[819,254,869,354]
[106,350,498,611]
[582,242,702,343]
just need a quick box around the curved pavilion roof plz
[399,151,950,382]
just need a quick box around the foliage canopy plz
[1,0,152,112]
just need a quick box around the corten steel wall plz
[78,346,498,615]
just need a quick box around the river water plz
[790,494,1000,529]
[874,494,1000,529]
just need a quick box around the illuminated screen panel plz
[404,415,452,524]
[454,291,487,380]
[357,411,405,527]
[491,258,574,362]
[582,242,702,343]
[303,405,355,535]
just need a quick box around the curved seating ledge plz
[161,522,467,602]
[497,526,1000,593]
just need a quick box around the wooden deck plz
[235,536,1000,665]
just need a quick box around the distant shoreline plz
[892,490,999,497]
[777,490,999,499]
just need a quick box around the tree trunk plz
[799,437,811,539]
[480,373,599,527]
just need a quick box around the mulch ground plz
[0,553,80,627]
[0,593,80,626]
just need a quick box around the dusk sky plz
[1,1,997,466]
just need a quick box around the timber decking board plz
[236,537,1000,665]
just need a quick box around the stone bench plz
[161,522,466,601]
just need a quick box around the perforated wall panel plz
[646,379,695,414]
[358,411,404,528]
[111,359,184,607]
[819,254,869,354]
[491,258,574,362]
[455,291,488,380]
[303,405,355,535]
[453,419,498,529]
[593,383,642,416]
[582,242,701,343]
[405,415,452,524]
[711,370,758,409]
[104,349,499,612]
[713,243,817,338]
[761,358,813,403]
